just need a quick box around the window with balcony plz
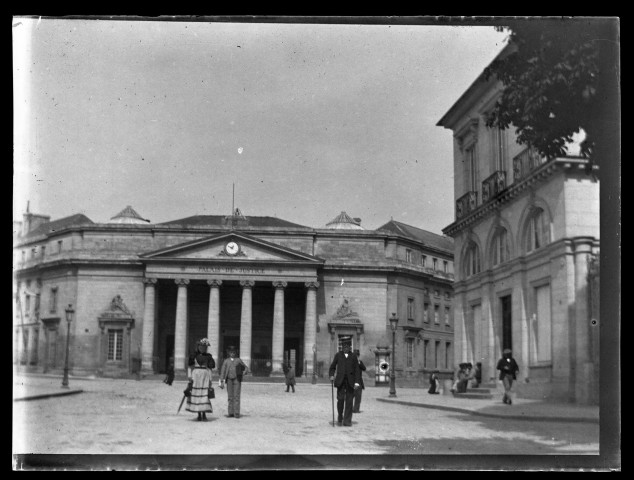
[421,255,427,267]
[434,305,440,324]
[443,260,448,273]
[406,249,413,263]
[526,208,550,253]
[423,303,429,323]
[491,227,511,266]
[432,258,438,270]
[57,240,63,253]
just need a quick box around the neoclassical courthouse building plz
[13,206,455,386]
[438,44,600,404]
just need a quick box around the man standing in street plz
[329,340,361,427]
[219,346,249,418]
[352,349,366,413]
[496,348,519,405]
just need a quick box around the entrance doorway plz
[165,334,174,373]
[501,295,512,351]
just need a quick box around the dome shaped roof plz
[325,211,364,230]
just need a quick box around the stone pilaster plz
[573,239,593,403]
[206,279,222,366]
[174,278,189,374]
[303,281,319,376]
[141,277,157,373]
[239,280,255,368]
[271,281,287,375]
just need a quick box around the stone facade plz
[14,212,454,387]
[438,45,600,404]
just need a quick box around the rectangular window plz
[406,338,414,368]
[467,145,478,192]
[532,284,552,363]
[31,247,37,259]
[41,245,46,258]
[108,329,124,361]
[421,255,427,267]
[50,287,58,313]
[432,258,438,270]
[423,340,429,369]
[444,307,450,325]
[443,260,448,273]
[21,251,26,263]
[434,305,440,324]
[337,335,354,352]
[407,297,415,320]
[435,341,440,368]
[25,294,31,317]
[445,342,452,369]
[492,127,506,171]
[423,303,429,323]
[406,249,413,263]
[57,240,63,253]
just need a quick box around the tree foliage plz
[484,20,610,165]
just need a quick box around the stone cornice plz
[443,157,596,237]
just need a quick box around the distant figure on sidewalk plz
[352,350,366,413]
[451,363,470,393]
[428,370,441,394]
[219,346,249,418]
[471,362,482,388]
[163,356,175,386]
[497,349,519,405]
[186,338,215,421]
[285,363,296,393]
[329,341,361,427]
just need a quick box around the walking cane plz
[177,394,186,414]
[331,379,335,427]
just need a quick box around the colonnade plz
[141,278,319,375]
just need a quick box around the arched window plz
[464,242,481,277]
[526,208,550,253]
[491,228,510,266]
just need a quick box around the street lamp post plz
[388,313,398,398]
[61,304,74,389]
[312,344,317,384]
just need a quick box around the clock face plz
[225,241,240,256]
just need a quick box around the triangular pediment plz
[140,232,323,264]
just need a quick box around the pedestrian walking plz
[352,350,366,413]
[496,348,519,405]
[219,346,249,418]
[428,369,441,394]
[328,340,361,427]
[163,356,175,386]
[285,363,296,393]
[185,338,215,421]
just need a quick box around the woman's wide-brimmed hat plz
[503,348,512,354]
[197,338,211,346]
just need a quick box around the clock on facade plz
[224,241,240,256]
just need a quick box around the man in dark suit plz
[352,349,366,413]
[329,341,361,427]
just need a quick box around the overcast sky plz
[13,17,508,234]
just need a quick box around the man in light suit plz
[329,341,361,427]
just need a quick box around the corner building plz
[437,45,600,404]
[14,208,454,386]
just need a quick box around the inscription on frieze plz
[197,266,266,274]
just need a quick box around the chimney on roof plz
[22,210,50,236]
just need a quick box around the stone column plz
[206,279,222,366]
[574,239,593,403]
[141,277,158,373]
[174,278,189,374]
[303,281,319,376]
[239,280,255,368]
[271,281,287,376]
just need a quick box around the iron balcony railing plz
[456,191,478,219]
[481,170,507,203]
[513,147,544,182]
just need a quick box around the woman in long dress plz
[186,338,215,421]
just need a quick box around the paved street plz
[13,374,599,461]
